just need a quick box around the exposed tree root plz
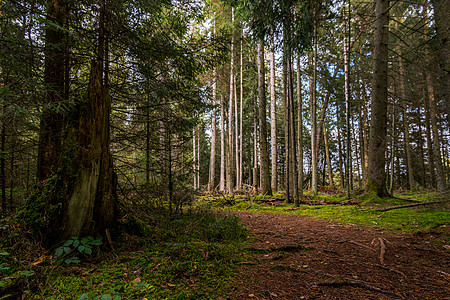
[371,237,387,265]
[317,278,403,298]
[345,240,376,252]
[369,263,407,280]
[245,244,312,253]
[270,264,403,298]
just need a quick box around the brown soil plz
[226,211,450,300]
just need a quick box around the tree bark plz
[284,46,290,202]
[239,29,244,190]
[253,94,258,190]
[395,30,415,190]
[270,35,277,192]
[311,23,318,195]
[430,0,450,126]
[64,59,116,237]
[228,8,235,195]
[297,54,303,195]
[323,126,334,186]
[426,72,446,191]
[288,54,299,205]
[37,0,67,181]
[220,93,225,191]
[423,85,435,187]
[366,0,390,197]
[344,0,351,199]
[208,68,217,192]
[258,40,272,196]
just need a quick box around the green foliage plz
[53,237,102,265]
[19,175,64,234]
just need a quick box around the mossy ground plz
[197,191,450,233]
[1,209,250,299]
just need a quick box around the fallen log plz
[377,200,449,212]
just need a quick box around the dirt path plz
[226,211,450,300]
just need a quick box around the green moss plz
[34,209,250,299]
[20,175,64,234]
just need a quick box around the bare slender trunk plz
[220,93,225,191]
[297,55,303,195]
[239,30,243,190]
[426,72,446,191]
[284,47,290,202]
[311,23,318,195]
[423,85,435,187]
[396,42,415,189]
[208,69,217,191]
[228,8,235,194]
[193,127,197,189]
[288,54,298,205]
[270,35,277,192]
[253,96,258,189]
[344,0,351,199]
[323,127,334,185]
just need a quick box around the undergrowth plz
[0,207,249,299]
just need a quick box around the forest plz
[0,0,449,299]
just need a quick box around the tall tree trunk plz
[395,34,415,189]
[146,100,150,188]
[366,0,390,197]
[297,54,303,195]
[239,30,244,191]
[362,81,369,183]
[284,46,290,202]
[253,95,258,190]
[193,127,197,189]
[323,126,334,186]
[430,0,450,125]
[257,40,272,196]
[1,119,5,214]
[208,69,217,192]
[287,55,298,205]
[311,23,318,195]
[228,8,235,195]
[344,0,351,199]
[270,34,277,192]
[220,93,225,191]
[426,72,446,191]
[37,0,67,181]
[416,105,427,187]
[197,124,200,189]
[423,85,435,187]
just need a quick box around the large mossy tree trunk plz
[366,0,390,197]
[63,60,116,237]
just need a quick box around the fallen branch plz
[377,200,449,212]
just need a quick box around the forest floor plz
[224,211,450,300]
